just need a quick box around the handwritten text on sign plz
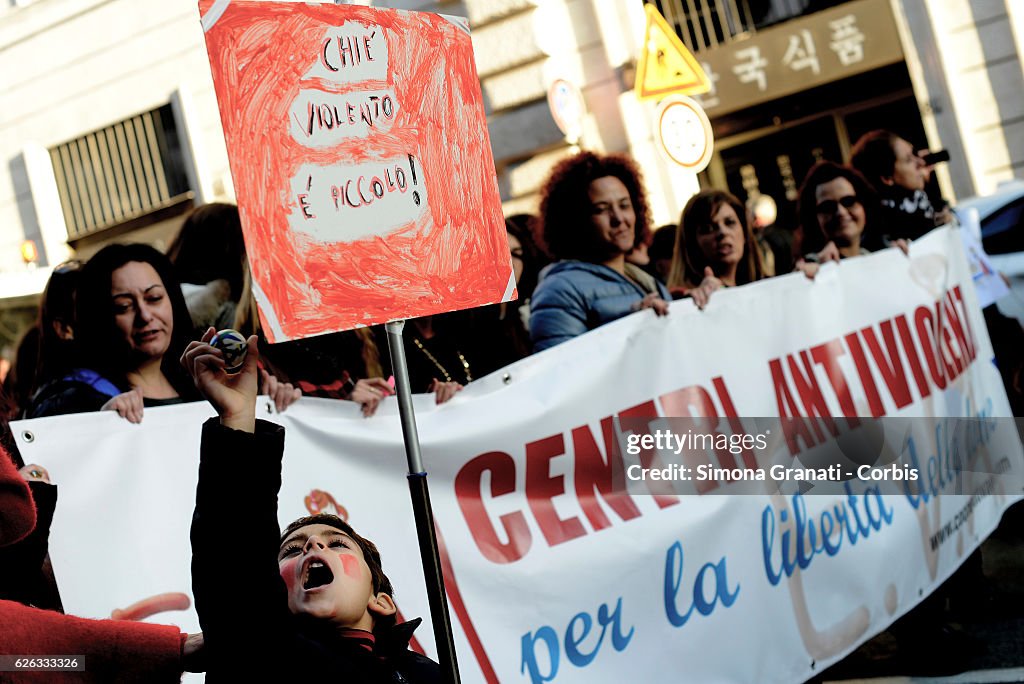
[203,2,510,341]
[289,156,426,242]
[286,21,424,242]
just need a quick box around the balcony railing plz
[648,0,848,54]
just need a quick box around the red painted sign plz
[201,1,513,342]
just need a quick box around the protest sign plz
[956,208,1009,308]
[200,1,512,342]
[14,228,1023,683]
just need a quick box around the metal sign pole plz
[385,319,461,684]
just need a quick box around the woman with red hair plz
[530,151,670,351]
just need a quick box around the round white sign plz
[547,79,586,142]
[656,95,714,172]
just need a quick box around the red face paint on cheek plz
[338,553,360,579]
[280,558,298,591]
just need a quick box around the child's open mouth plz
[303,560,335,590]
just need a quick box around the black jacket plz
[191,418,441,682]
[0,479,63,611]
[878,186,943,241]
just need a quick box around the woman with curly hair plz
[529,151,669,351]
[666,189,767,309]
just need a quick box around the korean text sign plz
[200,1,512,342]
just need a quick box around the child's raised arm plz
[180,327,259,432]
[185,328,295,676]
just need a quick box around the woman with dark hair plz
[853,132,1024,415]
[530,151,669,351]
[850,129,953,240]
[459,214,547,377]
[167,203,248,336]
[667,189,767,309]
[797,161,888,259]
[28,244,199,421]
[24,244,294,421]
[4,260,82,417]
[796,161,910,281]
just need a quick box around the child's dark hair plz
[280,513,395,603]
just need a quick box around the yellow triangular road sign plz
[635,4,711,101]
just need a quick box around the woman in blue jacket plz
[530,151,670,351]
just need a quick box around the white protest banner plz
[13,228,1023,683]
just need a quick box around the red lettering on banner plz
[620,401,680,506]
[844,331,886,417]
[713,377,758,470]
[658,384,715,417]
[935,301,963,378]
[713,377,738,417]
[786,351,839,442]
[571,419,641,532]
[456,401,682,563]
[657,386,747,493]
[914,306,947,389]
[894,314,932,400]
[942,296,973,375]
[655,385,720,491]
[810,340,858,416]
[860,321,913,410]
[454,451,531,564]
[952,286,978,358]
[944,291,974,363]
[526,435,587,547]
[770,358,817,456]
[454,289,980,565]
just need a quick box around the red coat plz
[0,446,35,546]
[0,600,185,683]
[0,446,187,682]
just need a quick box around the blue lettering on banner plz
[663,540,739,627]
[904,397,996,508]
[520,597,634,683]
[762,486,894,585]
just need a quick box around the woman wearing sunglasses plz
[795,161,910,276]
[797,162,879,259]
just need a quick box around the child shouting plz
[183,328,440,682]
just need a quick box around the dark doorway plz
[718,116,841,233]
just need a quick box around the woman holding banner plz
[30,244,300,422]
[28,244,199,421]
[793,162,916,281]
[530,151,670,352]
[666,189,768,309]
